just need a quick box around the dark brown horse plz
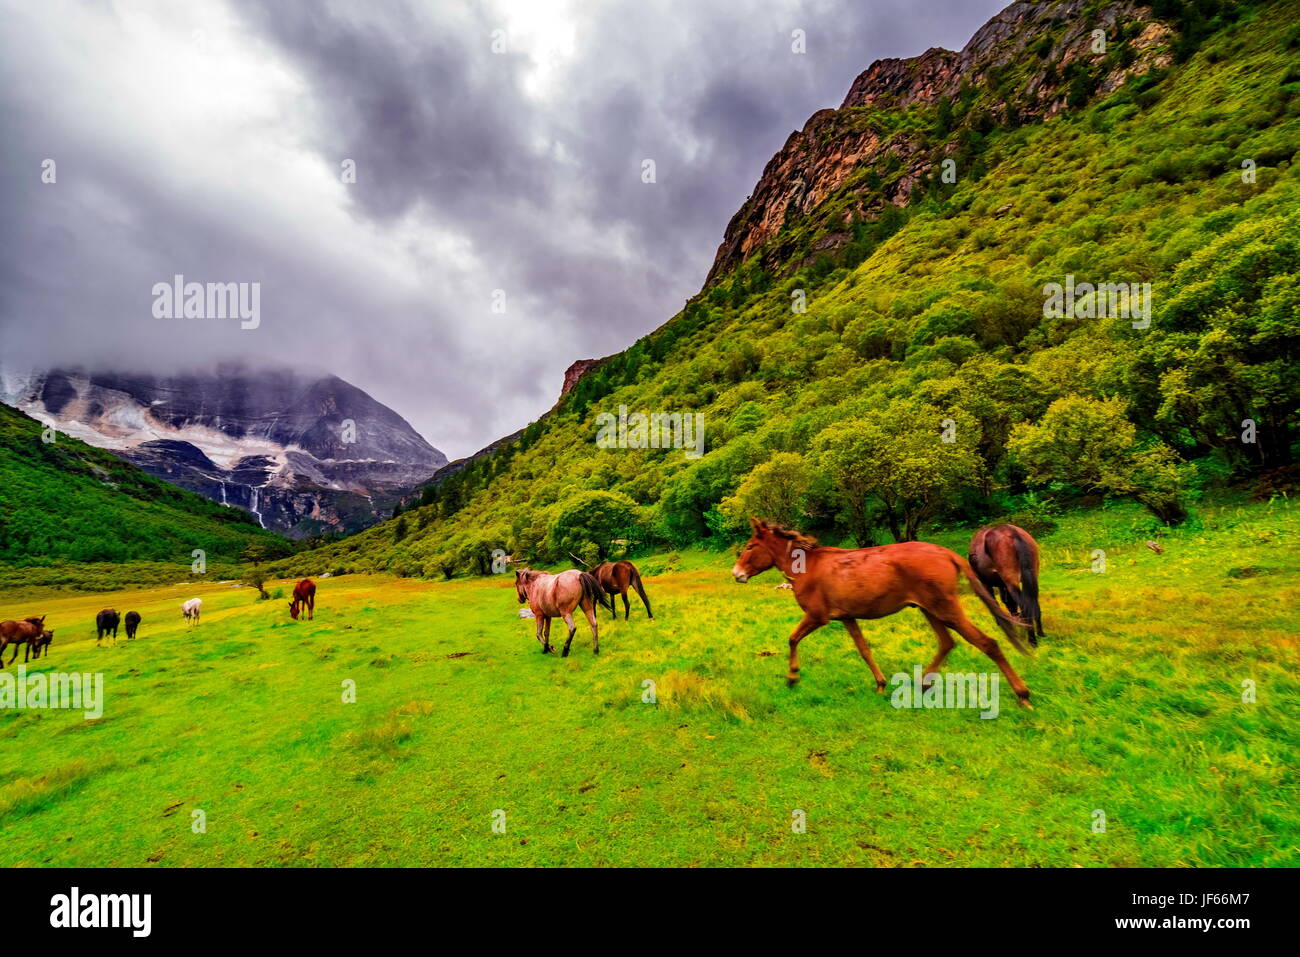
[0,617,45,668]
[96,608,120,645]
[969,524,1044,642]
[515,569,611,656]
[289,579,316,620]
[571,554,653,620]
[124,611,142,640]
[732,519,1034,706]
[29,629,53,660]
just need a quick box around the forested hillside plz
[285,0,1299,579]
[0,402,286,573]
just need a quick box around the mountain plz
[0,401,281,571]
[279,0,1298,578]
[1,363,447,538]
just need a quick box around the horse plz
[29,630,53,660]
[514,569,611,657]
[181,598,202,627]
[0,617,45,668]
[124,611,142,640]
[969,524,1044,642]
[289,579,316,620]
[731,518,1035,707]
[96,608,120,645]
[570,554,654,620]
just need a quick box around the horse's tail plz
[1012,531,1041,643]
[957,557,1034,656]
[579,572,612,612]
[628,566,653,619]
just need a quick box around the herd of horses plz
[2,523,1044,705]
[511,522,1042,705]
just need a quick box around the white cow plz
[181,597,202,627]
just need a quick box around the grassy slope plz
[283,0,1300,578]
[0,403,285,590]
[1,497,1294,867]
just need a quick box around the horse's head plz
[733,518,816,582]
[733,518,778,582]
[288,599,299,620]
[514,569,534,604]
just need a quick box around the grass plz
[0,499,1296,867]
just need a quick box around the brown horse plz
[29,630,53,660]
[124,611,142,640]
[571,554,653,620]
[289,579,316,620]
[0,617,45,668]
[969,524,1044,642]
[732,519,1035,706]
[515,569,611,656]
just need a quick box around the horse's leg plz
[309,594,315,620]
[935,601,1031,706]
[919,610,957,688]
[843,619,887,692]
[535,615,547,652]
[583,600,600,655]
[621,589,630,620]
[785,614,824,687]
[560,611,577,658]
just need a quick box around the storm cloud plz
[0,0,1004,457]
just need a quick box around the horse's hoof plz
[786,677,798,688]
[875,681,887,693]
[1017,694,1033,709]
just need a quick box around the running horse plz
[289,578,316,620]
[514,568,611,656]
[968,524,1044,642]
[731,519,1035,707]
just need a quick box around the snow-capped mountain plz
[2,363,447,537]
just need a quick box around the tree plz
[1008,395,1188,523]
[812,401,982,542]
[720,452,810,534]
[546,490,640,563]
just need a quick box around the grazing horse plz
[289,579,316,620]
[570,554,654,620]
[0,617,45,668]
[124,611,142,640]
[514,569,611,657]
[181,598,202,627]
[731,519,1035,707]
[969,524,1044,642]
[29,630,53,661]
[96,608,120,645]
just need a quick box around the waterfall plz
[249,486,265,529]
[219,481,228,506]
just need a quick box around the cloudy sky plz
[0,0,1004,459]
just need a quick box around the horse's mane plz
[765,523,819,550]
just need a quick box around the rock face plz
[2,364,447,537]
[707,0,1174,282]
[561,358,605,397]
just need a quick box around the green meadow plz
[1,497,1295,867]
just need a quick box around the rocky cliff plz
[707,0,1174,282]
